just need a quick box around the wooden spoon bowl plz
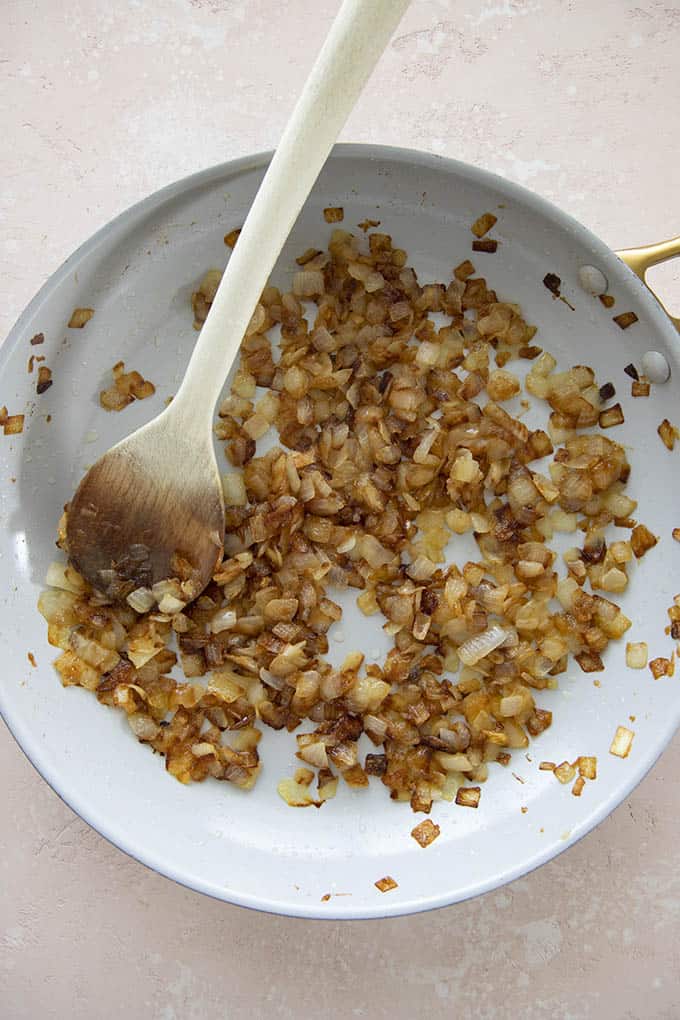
[67,415,224,601]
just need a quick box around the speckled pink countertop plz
[2,2,680,1017]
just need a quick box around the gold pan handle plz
[617,235,680,333]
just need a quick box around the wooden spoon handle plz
[171,0,410,427]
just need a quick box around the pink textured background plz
[2,2,679,1017]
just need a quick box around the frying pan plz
[1,144,678,919]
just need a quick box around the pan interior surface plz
[1,145,678,919]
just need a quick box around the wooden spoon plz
[66,0,409,604]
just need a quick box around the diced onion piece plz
[598,566,628,593]
[531,350,557,377]
[625,641,648,669]
[364,714,388,741]
[68,307,94,328]
[54,650,100,690]
[550,510,578,532]
[455,786,481,808]
[356,589,379,615]
[317,771,339,802]
[190,741,216,758]
[277,777,317,807]
[486,369,520,402]
[406,555,437,581]
[446,509,471,534]
[4,413,25,434]
[297,740,328,769]
[128,713,160,741]
[269,641,308,678]
[222,472,247,507]
[69,630,119,672]
[123,588,153,614]
[458,624,509,666]
[630,524,658,559]
[533,473,559,503]
[470,512,491,532]
[243,412,270,440]
[415,341,440,368]
[209,608,237,634]
[293,270,325,298]
[413,427,439,462]
[603,490,637,518]
[631,378,650,397]
[411,819,440,847]
[658,418,679,450]
[599,403,624,429]
[45,561,86,594]
[577,756,597,779]
[554,761,576,784]
[357,534,394,568]
[609,541,632,564]
[345,675,390,714]
[609,725,634,758]
[263,598,299,624]
[471,212,497,238]
[436,751,472,772]
[208,672,244,703]
[157,593,186,615]
[450,450,482,484]
[613,311,638,330]
[499,694,524,718]
[649,656,673,679]
[323,206,344,223]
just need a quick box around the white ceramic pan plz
[1,145,679,919]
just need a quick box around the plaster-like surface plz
[2,2,679,1017]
